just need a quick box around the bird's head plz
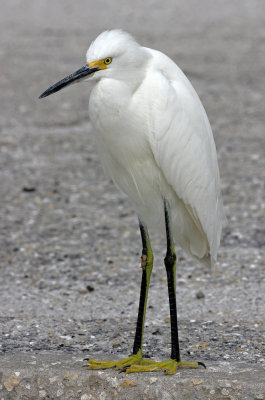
[39,29,147,99]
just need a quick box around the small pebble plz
[196,290,205,299]
[120,379,137,388]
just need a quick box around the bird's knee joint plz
[164,253,176,268]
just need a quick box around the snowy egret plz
[40,29,225,374]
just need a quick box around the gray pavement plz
[0,1,265,399]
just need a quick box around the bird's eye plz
[104,57,112,65]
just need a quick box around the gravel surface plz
[1,353,265,400]
[0,0,265,398]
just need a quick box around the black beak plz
[39,64,99,99]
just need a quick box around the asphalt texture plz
[0,1,265,399]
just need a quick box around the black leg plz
[164,200,181,362]
[132,222,153,355]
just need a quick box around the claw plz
[198,361,206,369]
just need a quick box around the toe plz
[180,361,199,369]
[87,364,105,370]
[86,359,104,365]
[87,360,116,369]
[125,364,157,373]
[164,364,178,375]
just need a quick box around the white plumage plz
[86,30,225,266]
[39,29,226,373]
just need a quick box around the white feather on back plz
[143,48,225,264]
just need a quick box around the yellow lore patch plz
[87,57,112,70]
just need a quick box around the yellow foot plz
[86,352,147,371]
[86,354,205,375]
[125,359,204,375]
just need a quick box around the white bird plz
[40,29,225,374]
